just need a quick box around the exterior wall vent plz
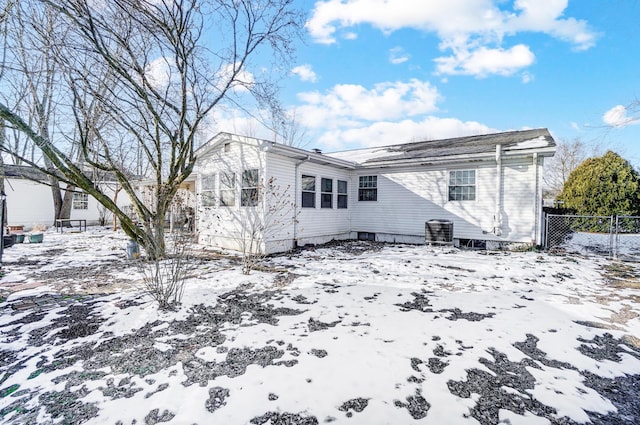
[425,220,453,244]
[357,232,375,241]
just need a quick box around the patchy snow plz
[1,228,639,424]
[510,136,550,150]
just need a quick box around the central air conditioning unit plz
[425,219,454,244]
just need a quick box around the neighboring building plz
[192,129,556,254]
[2,164,130,229]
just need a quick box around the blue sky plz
[217,1,640,165]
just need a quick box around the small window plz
[321,178,333,208]
[72,192,88,210]
[337,180,347,209]
[241,169,259,207]
[201,174,216,207]
[449,170,476,201]
[301,175,315,208]
[224,142,231,152]
[358,176,377,201]
[220,172,236,206]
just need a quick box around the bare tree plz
[238,176,294,274]
[0,0,303,259]
[543,138,587,198]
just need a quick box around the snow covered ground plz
[1,228,640,424]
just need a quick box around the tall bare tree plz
[543,138,587,198]
[0,0,303,258]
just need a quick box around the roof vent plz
[312,148,322,154]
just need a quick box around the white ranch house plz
[192,129,556,254]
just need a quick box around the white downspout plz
[494,144,503,236]
[532,152,540,244]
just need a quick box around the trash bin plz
[127,239,140,260]
[2,234,16,248]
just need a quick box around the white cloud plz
[435,44,535,77]
[521,71,534,84]
[296,79,442,128]
[215,63,255,93]
[603,105,639,128]
[317,117,496,149]
[145,57,173,89]
[389,47,410,65]
[306,0,597,77]
[508,0,597,51]
[291,64,318,83]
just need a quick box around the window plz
[358,176,377,201]
[201,173,216,207]
[224,142,231,152]
[321,178,333,208]
[337,180,348,209]
[301,175,315,208]
[241,169,259,207]
[448,170,476,201]
[72,192,88,210]
[220,172,236,206]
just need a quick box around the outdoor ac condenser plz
[425,220,454,244]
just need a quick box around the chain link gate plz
[544,214,614,257]
[545,214,640,261]
[614,216,640,261]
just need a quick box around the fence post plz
[544,214,549,250]
[609,215,614,259]
[614,216,619,260]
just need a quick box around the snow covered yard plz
[1,228,640,424]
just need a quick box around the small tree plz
[239,176,294,274]
[558,151,640,216]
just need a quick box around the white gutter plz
[494,145,503,236]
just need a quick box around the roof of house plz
[2,164,48,181]
[326,128,556,166]
[2,164,122,182]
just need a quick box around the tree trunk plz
[60,185,74,222]
[44,156,64,227]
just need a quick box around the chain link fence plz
[614,216,640,261]
[544,214,640,261]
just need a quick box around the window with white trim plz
[321,178,333,208]
[201,173,216,207]
[358,176,377,201]
[72,192,88,210]
[448,170,476,201]
[220,172,236,206]
[337,180,348,209]
[241,169,259,207]
[301,175,315,208]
